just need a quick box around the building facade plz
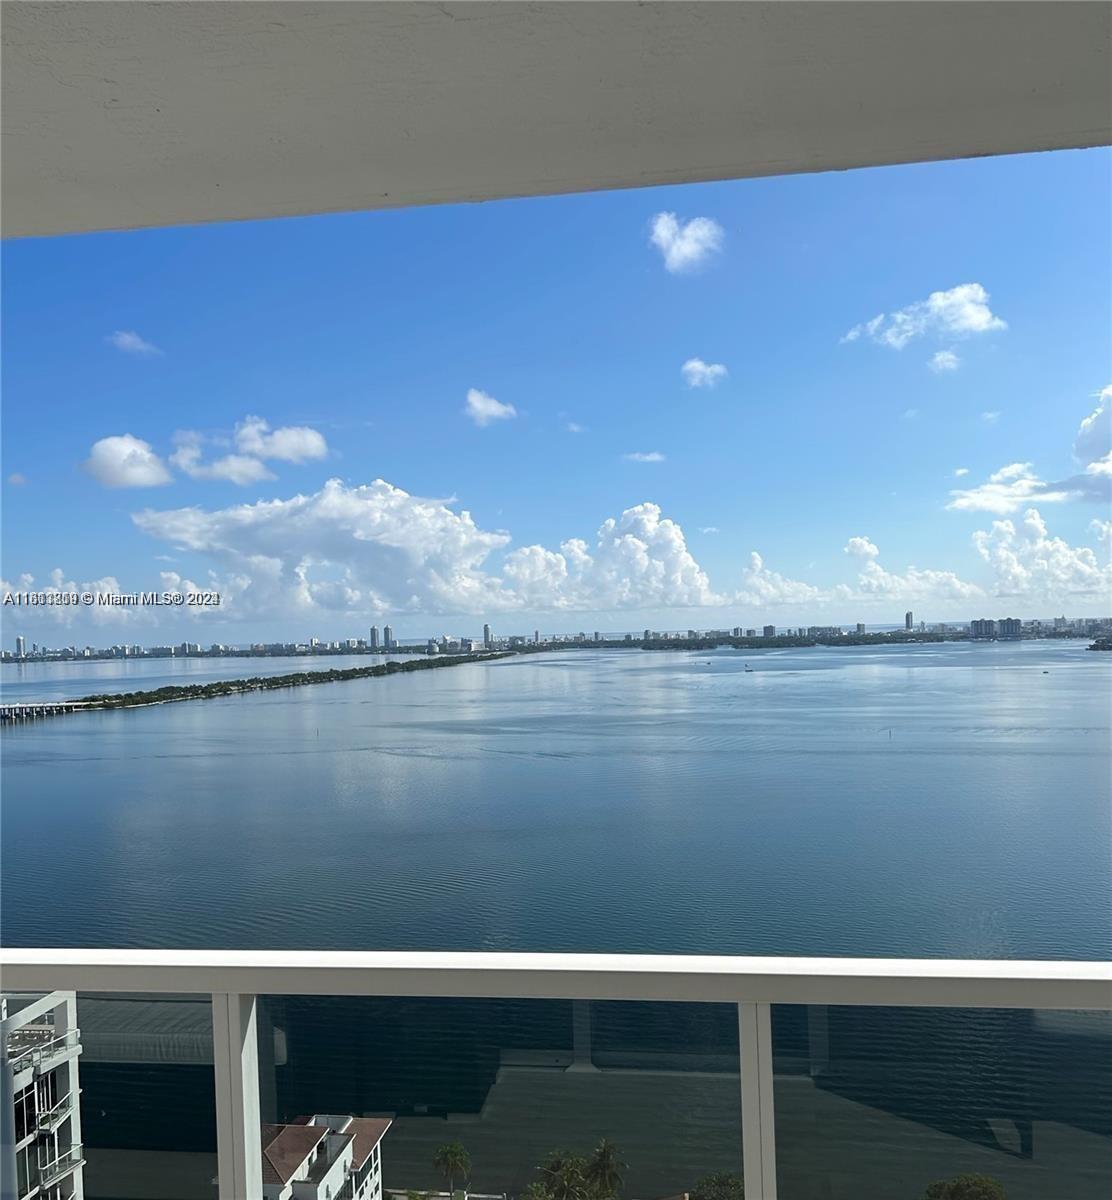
[261,1114,391,1200]
[1,990,85,1200]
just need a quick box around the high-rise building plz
[971,618,996,639]
[483,623,492,649]
[383,625,395,650]
[643,629,652,642]
[15,636,26,658]
[368,625,380,650]
[905,611,913,631]
[856,623,866,635]
[763,625,776,639]
[2,988,85,1200]
[534,630,540,644]
[998,617,1022,639]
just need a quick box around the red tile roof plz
[260,1122,327,1185]
[347,1117,392,1167]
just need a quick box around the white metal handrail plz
[3,950,1109,1200]
[6,1028,80,1073]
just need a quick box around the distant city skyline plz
[5,611,1109,664]
[2,149,1109,643]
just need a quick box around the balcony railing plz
[6,1027,80,1075]
[35,1089,75,1134]
[36,1142,85,1187]
[2,949,1109,1200]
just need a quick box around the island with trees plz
[73,651,513,711]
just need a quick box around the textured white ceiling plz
[3,1,1109,237]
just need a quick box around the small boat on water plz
[744,664,754,673]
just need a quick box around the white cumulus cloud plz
[946,463,1071,516]
[954,467,970,477]
[930,349,960,372]
[131,483,726,619]
[464,388,517,427]
[681,358,728,388]
[737,552,827,607]
[843,283,1006,350]
[844,536,880,559]
[107,330,161,355]
[84,434,173,488]
[234,415,328,462]
[1074,385,1111,467]
[973,509,1112,600]
[623,451,666,463]
[170,434,276,486]
[649,212,724,273]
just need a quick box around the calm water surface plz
[2,640,1109,956]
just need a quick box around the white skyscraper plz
[483,623,492,649]
[15,636,26,658]
[368,625,380,650]
[2,989,85,1200]
[383,625,395,650]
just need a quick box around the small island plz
[73,651,514,710]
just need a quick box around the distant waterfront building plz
[1053,615,1067,632]
[382,625,395,650]
[2,988,85,1200]
[971,618,996,639]
[368,625,380,650]
[856,623,866,635]
[427,639,439,654]
[905,611,913,631]
[745,628,756,638]
[762,625,776,638]
[15,636,25,658]
[593,631,601,642]
[261,1114,391,1200]
[998,617,1022,639]
[483,623,493,649]
[643,629,652,641]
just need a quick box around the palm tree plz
[584,1139,624,1197]
[539,1151,590,1200]
[433,1141,471,1195]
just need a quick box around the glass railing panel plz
[772,1004,1112,1200]
[258,994,743,1198]
[76,992,217,1200]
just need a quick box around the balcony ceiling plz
[2,1,1109,238]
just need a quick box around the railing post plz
[739,1001,777,1199]
[212,992,262,1200]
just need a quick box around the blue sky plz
[2,148,1110,644]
